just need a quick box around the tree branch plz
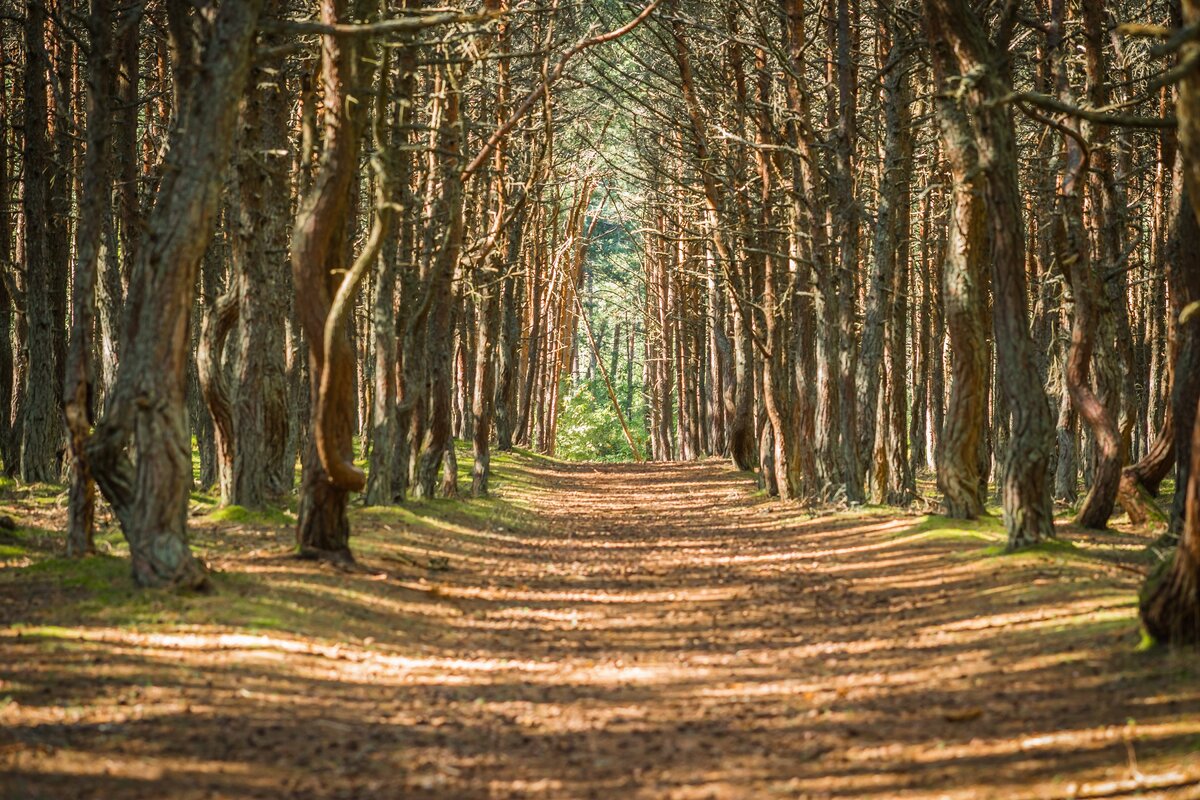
[460,0,663,182]
[261,8,501,37]
[1007,90,1176,129]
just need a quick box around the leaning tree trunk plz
[1052,1,1122,530]
[1139,0,1200,643]
[86,0,265,589]
[1119,167,1181,527]
[1141,393,1200,644]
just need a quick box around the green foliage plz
[555,377,648,462]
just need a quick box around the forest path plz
[3,457,1200,799]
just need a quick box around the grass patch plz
[982,537,1080,558]
[18,553,130,594]
[208,504,295,527]
[2,447,553,642]
[893,514,1006,546]
[0,542,28,559]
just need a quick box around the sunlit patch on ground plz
[1,451,1199,799]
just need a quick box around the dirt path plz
[3,458,1200,799]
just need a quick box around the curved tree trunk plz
[292,0,374,557]
[197,282,239,505]
[1138,0,1200,645]
[927,0,1055,547]
[1054,0,1121,530]
[86,0,264,589]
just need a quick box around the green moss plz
[10,624,84,640]
[21,554,130,594]
[208,505,294,527]
[983,537,1080,558]
[893,514,1006,546]
[2,449,550,642]
[0,542,28,559]
[190,491,218,506]
[1136,627,1160,652]
[96,526,126,549]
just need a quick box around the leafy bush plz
[555,378,648,462]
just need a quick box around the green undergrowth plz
[2,444,551,645]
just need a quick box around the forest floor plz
[1,451,1199,799]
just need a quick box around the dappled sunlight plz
[3,456,1198,798]
[932,597,1136,634]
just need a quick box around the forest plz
[2,0,1200,796]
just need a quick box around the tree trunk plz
[197,280,239,504]
[21,0,61,484]
[65,0,115,557]
[415,68,465,498]
[927,0,1055,547]
[929,34,987,519]
[1053,0,1121,530]
[231,18,291,507]
[1168,180,1200,539]
[1138,0,1200,644]
[292,0,373,557]
[87,0,264,589]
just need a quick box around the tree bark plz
[929,29,987,520]
[1138,0,1200,645]
[65,0,115,557]
[292,0,375,557]
[926,0,1055,547]
[231,13,292,507]
[21,0,61,483]
[86,0,264,589]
